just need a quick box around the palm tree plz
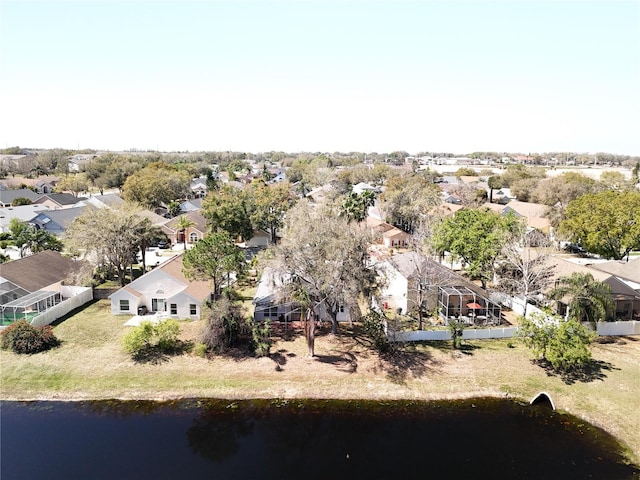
[175,215,195,251]
[548,272,614,323]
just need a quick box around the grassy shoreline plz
[1,300,639,465]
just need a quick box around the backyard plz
[1,299,639,465]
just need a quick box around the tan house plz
[161,211,207,246]
[547,256,640,321]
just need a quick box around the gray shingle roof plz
[0,250,80,292]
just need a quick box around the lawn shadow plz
[315,351,358,373]
[132,340,193,365]
[459,343,481,355]
[535,358,619,385]
[378,343,444,385]
[270,349,297,372]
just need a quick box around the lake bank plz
[1,300,639,465]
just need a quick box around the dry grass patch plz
[1,300,639,465]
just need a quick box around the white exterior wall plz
[110,289,139,315]
[379,263,409,314]
[166,291,202,319]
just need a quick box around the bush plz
[448,319,465,349]
[193,342,208,358]
[517,312,597,372]
[363,310,392,354]
[200,298,250,353]
[0,319,60,354]
[251,320,271,357]
[122,320,181,358]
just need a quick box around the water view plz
[1,398,637,479]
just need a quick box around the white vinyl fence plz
[595,321,640,336]
[388,322,640,343]
[30,286,93,327]
[389,327,519,342]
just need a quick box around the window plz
[152,298,165,312]
[339,305,345,313]
[120,299,129,311]
[170,304,177,315]
[190,304,197,316]
[189,232,198,243]
[269,306,278,317]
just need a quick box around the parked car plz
[564,243,586,255]
[157,240,170,249]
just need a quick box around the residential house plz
[29,206,87,237]
[486,200,552,235]
[67,154,97,173]
[0,204,51,233]
[267,169,286,184]
[383,228,411,248]
[253,267,351,323]
[0,176,62,194]
[366,217,411,248]
[109,254,211,319]
[180,198,203,213]
[81,193,125,209]
[0,188,42,207]
[379,251,501,323]
[0,250,90,326]
[547,256,640,321]
[33,193,84,210]
[161,210,207,246]
[34,177,60,194]
[190,177,208,198]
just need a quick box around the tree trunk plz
[140,245,147,273]
[329,309,338,335]
[304,308,315,357]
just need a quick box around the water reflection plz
[1,398,637,479]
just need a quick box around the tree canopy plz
[121,162,191,208]
[548,272,614,323]
[378,172,441,233]
[66,206,150,286]
[202,184,253,241]
[559,190,640,260]
[518,312,597,372]
[271,201,379,334]
[8,219,63,257]
[182,232,245,299]
[431,208,521,288]
[247,181,296,244]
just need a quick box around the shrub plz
[123,321,154,355]
[517,312,597,372]
[193,342,208,358]
[155,319,181,352]
[448,319,465,349]
[122,320,181,358]
[251,320,271,357]
[0,319,60,354]
[200,297,250,353]
[363,310,392,354]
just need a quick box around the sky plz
[1,0,639,155]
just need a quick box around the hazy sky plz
[1,0,639,155]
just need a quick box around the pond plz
[1,398,637,479]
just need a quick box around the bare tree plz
[494,230,555,316]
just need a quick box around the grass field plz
[1,299,639,465]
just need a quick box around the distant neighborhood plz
[1,147,639,346]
